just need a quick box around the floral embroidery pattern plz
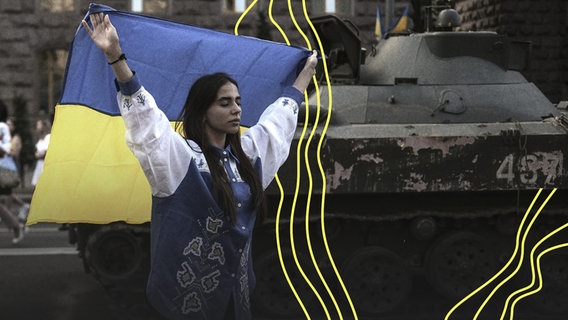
[206,217,223,234]
[197,158,206,169]
[240,273,250,308]
[122,98,132,111]
[135,93,146,105]
[177,261,196,288]
[280,98,298,114]
[208,242,226,265]
[238,242,251,308]
[202,270,221,293]
[183,237,203,256]
[181,292,201,314]
[173,187,248,316]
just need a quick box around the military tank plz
[70,5,568,320]
[249,7,568,320]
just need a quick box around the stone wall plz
[456,0,568,103]
[0,0,77,115]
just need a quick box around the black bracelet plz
[108,53,126,65]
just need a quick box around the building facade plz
[456,0,568,106]
[0,0,566,119]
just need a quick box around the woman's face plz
[7,119,14,132]
[204,82,241,146]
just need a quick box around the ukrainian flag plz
[27,3,310,224]
[375,3,384,38]
[389,4,410,34]
[375,2,410,39]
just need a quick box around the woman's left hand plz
[293,50,318,93]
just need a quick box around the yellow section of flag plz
[27,104,152,224]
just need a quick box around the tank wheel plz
[84,223,143,282]
[252,250,315,318]
[425,231,497,299]
[342,246,412,316]
[527,250,568,314]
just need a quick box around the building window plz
[225,0,246,13]
[313,0,352,15]
[131,0,169,14]
[39,50,68,115]
[326,0,336,13]
[38,0,75,12]
[132,0,143,12]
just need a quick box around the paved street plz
[0,221,121,320]
[0,190,565,320]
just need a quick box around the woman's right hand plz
[81,13,123,64]
[82,13,133,82]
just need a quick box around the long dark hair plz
[176,73,266,224]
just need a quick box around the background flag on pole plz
[27,3,310,224]
[375,3,384,38]
[375,2,411,39]
[388,4,410,34]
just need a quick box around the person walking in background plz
[5,118,30,223]
[30,118,62,229]
[6,119,22,178]
[31,119,51,187]
[0,100,24,244]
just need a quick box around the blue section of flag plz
[61,3,310,127]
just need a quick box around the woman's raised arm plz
[81,13,133,82]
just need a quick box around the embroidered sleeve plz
[116,75,191,197]
[241,86,303,189]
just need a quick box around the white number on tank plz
[496,152,562,185]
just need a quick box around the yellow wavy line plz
[297,67,332,317]
[503,220,568,320]
[235,1,311,317]
[271,1,332,317]
[260,3,314,316]
[473,188,556,320]
[285,96,317,319]
[267,0,328,317]
[301,2,358,318]
[235,2,357,318]
[444,188,543,320]
[508,242,568,320]
[233,0,257,36]
[286,1,342,319]
[275,174,310,317]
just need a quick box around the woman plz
[82,13,317,320]
[31,119,51,186]
[0,101,24,244]
[6,118,30,223]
